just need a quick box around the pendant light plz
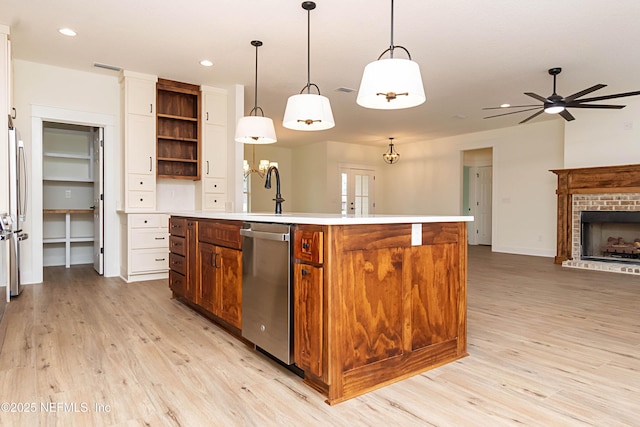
[382,137,400,164]
[357,0,426,110]
[235,40,277,144]
[282,1,335,131]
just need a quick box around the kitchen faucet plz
[264,166,285,214]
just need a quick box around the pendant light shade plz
[357,0,425,110]
[283,93,334,131]
[235,40,277,144]
[236,116,277,144]
[282,1,335,131]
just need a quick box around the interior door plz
[92,127,104,274]
[469,166,492,245]
[341,168,375,215]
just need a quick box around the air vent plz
[93,62,122,72]
[335,87,356,93]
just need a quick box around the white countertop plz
[168,211,473,225]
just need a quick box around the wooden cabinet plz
[169,217,242,330]
[196,86,228,211]
[120,70,157,212]
[156,79,201,180]
[120,213,169,282]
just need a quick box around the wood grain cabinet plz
[198,220,242,329]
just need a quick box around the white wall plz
[291,142,328,213]
[13,60,121,282]
[380,119,565,257]
[564,97,640,168]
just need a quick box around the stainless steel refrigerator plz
[2,116,28,297]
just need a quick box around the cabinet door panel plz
[203,90,227,126]
[294,263,323,377]
[217,246,242,329]
[341,247,404,372]
[126,78,155,116]
[126,114,155,175]
[410,243,459,350]
[203,124,226,178]
[198,242,216,313]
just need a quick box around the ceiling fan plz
[483,67,640,124]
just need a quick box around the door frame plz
[338,163,377,215]
[30,105,117,283]
[461,148,494,246]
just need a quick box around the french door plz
[340,167,375,215]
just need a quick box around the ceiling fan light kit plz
[357,0,425,110]
[235,40,277,144]
[483,67,640,124]
[282,1,335,131]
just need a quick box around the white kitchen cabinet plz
[120,70,157,212]
[120,213,169,282]
[197,86,228,211]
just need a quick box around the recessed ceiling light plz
[200,60,213,67]
[500,103,511,108]
[59,28,77,37]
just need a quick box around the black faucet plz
[264,166,285,214]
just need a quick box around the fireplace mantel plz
[551,164,640,264]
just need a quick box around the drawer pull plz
[173,242,182,247]
[155,258,166,262]
[301,269,309,276]
[302,242,310,250]
[155,237,165,240]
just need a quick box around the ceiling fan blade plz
[564,84,606,102]
[519,109,544,124]
[576,90,640,103]
[568,103,625,109]
[559,109,575,121]
[483,107,541,119]
[482,104,540,110]
[524,92,548,102]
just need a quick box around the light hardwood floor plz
[0,246,638,426]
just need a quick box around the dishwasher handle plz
[240,228,290,242]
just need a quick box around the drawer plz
[170,235,186,256]
[128,174,155,192]
[169,253,186,275]
[294,230,323,264]
[199,220,242,249]
[204,177,227,193]
[169,270,185,296]
[130,214,168,229]
[131,249,169,273]
[169,217,187,237]
[131,229,169,249]
[128,191,155,209]
[204,194,225,211]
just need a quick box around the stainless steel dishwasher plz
[240,222,292,364]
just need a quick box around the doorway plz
[463,148,493,245]
[340,166,376,215]
[42,122,104,274]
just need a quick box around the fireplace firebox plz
[581,211,640,264]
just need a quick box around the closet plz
[42,122,101,268]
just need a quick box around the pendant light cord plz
[254,43,259,112]
[307,5,311,93]
[390,0,394,59]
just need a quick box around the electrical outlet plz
[65,190,71,199]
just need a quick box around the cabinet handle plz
[155,237,165,240]
[206,112,209,121]
[173,241,182,247]
[302,242,310,250]
[144,220,148,223]
[150,104,153,114]
[212,253,221,269]
[140,198,143,202]
[206,160,209,175]
[11,107,16,119]
[149,157,152,172]
[140,181,143,185]
[155,258,165,262]
[301,269,309,276]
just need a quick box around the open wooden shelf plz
[156,78,201,180]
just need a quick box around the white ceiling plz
[2,0,640,148]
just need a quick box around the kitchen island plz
[167,212,472,404]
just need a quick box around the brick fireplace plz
[551,164,640,275]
